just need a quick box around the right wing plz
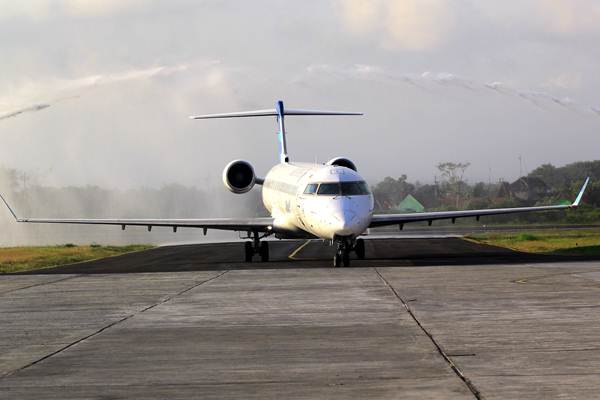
[370,177,590,228]
[0,192,274,233]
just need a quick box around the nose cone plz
[328,197,371,237]
[331,213,357,237]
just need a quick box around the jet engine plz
[326,157,357,171]
[223,160,256,194]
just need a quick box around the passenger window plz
[317,183,340,195]
[304,183,318,195]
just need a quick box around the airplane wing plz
[370,177,590,228]
[0,192,274,233]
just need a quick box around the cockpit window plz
[313,181,370,196]
[303,183,318,194]
[341,181,370,196]
[317,183,340,195]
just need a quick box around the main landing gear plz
[333,237,365,268]
[244,231,270,262]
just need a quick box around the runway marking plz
[374,268,482,400]
[0,270,229,380]
[511,269,595,285]
[288,240,311,260]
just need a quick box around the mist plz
[1,1,600,245]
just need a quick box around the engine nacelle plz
[223,160,256,194]
[326,157,357,172]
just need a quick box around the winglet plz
[572,177,590,207]
[0,191,20,221]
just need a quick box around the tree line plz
[372,160,600,223]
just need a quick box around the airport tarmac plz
[2,237,600,399]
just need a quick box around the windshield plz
[341,181,370,195]
[317,183,340,195]
[303,183,318,194]
[307,181,370,196]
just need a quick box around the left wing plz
[370,177,589,228]
[0,192,274,233]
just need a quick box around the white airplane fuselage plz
[262,162,374,240]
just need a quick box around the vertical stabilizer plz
[275,100,289,163]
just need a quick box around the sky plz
[1,0,600,190]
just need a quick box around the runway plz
[2,237,600,399]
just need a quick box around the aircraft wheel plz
[259,241,269,262]
[342,250,350,267]
[333,253,342,268]
[355,238,365,260]
[244,241,253,262]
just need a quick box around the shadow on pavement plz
[10,238,600,275]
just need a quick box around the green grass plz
[514,233,540,241]
[467,230,600,256]
[0,244,153,274]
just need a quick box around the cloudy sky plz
[2,0,600,189]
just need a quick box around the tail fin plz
[190,100,362,163]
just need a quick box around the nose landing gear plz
[243,231,270,262]
[333,243,350,268]
[333,237,366,267]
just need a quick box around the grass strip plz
[467,230,600,256]
[0,244,153,273]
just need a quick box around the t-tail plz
[190,100,362,163]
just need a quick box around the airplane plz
[0,100,590,267]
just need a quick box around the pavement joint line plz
[0,375,461,389]
[373,267,483,400]
[139,270,229,313]
[288,239,311,260]
[0,270,229,380]
[0,274,82,296]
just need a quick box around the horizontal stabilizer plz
[190,108,362,119]
[189,100,362,164]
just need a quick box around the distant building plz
[497,177,552,202]
[393,194,425,213]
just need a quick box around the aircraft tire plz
[333,253,342,268]
[244,241,253,262]
[342,250,350,267]
[355,238,365,260]
[260,241,269,262]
